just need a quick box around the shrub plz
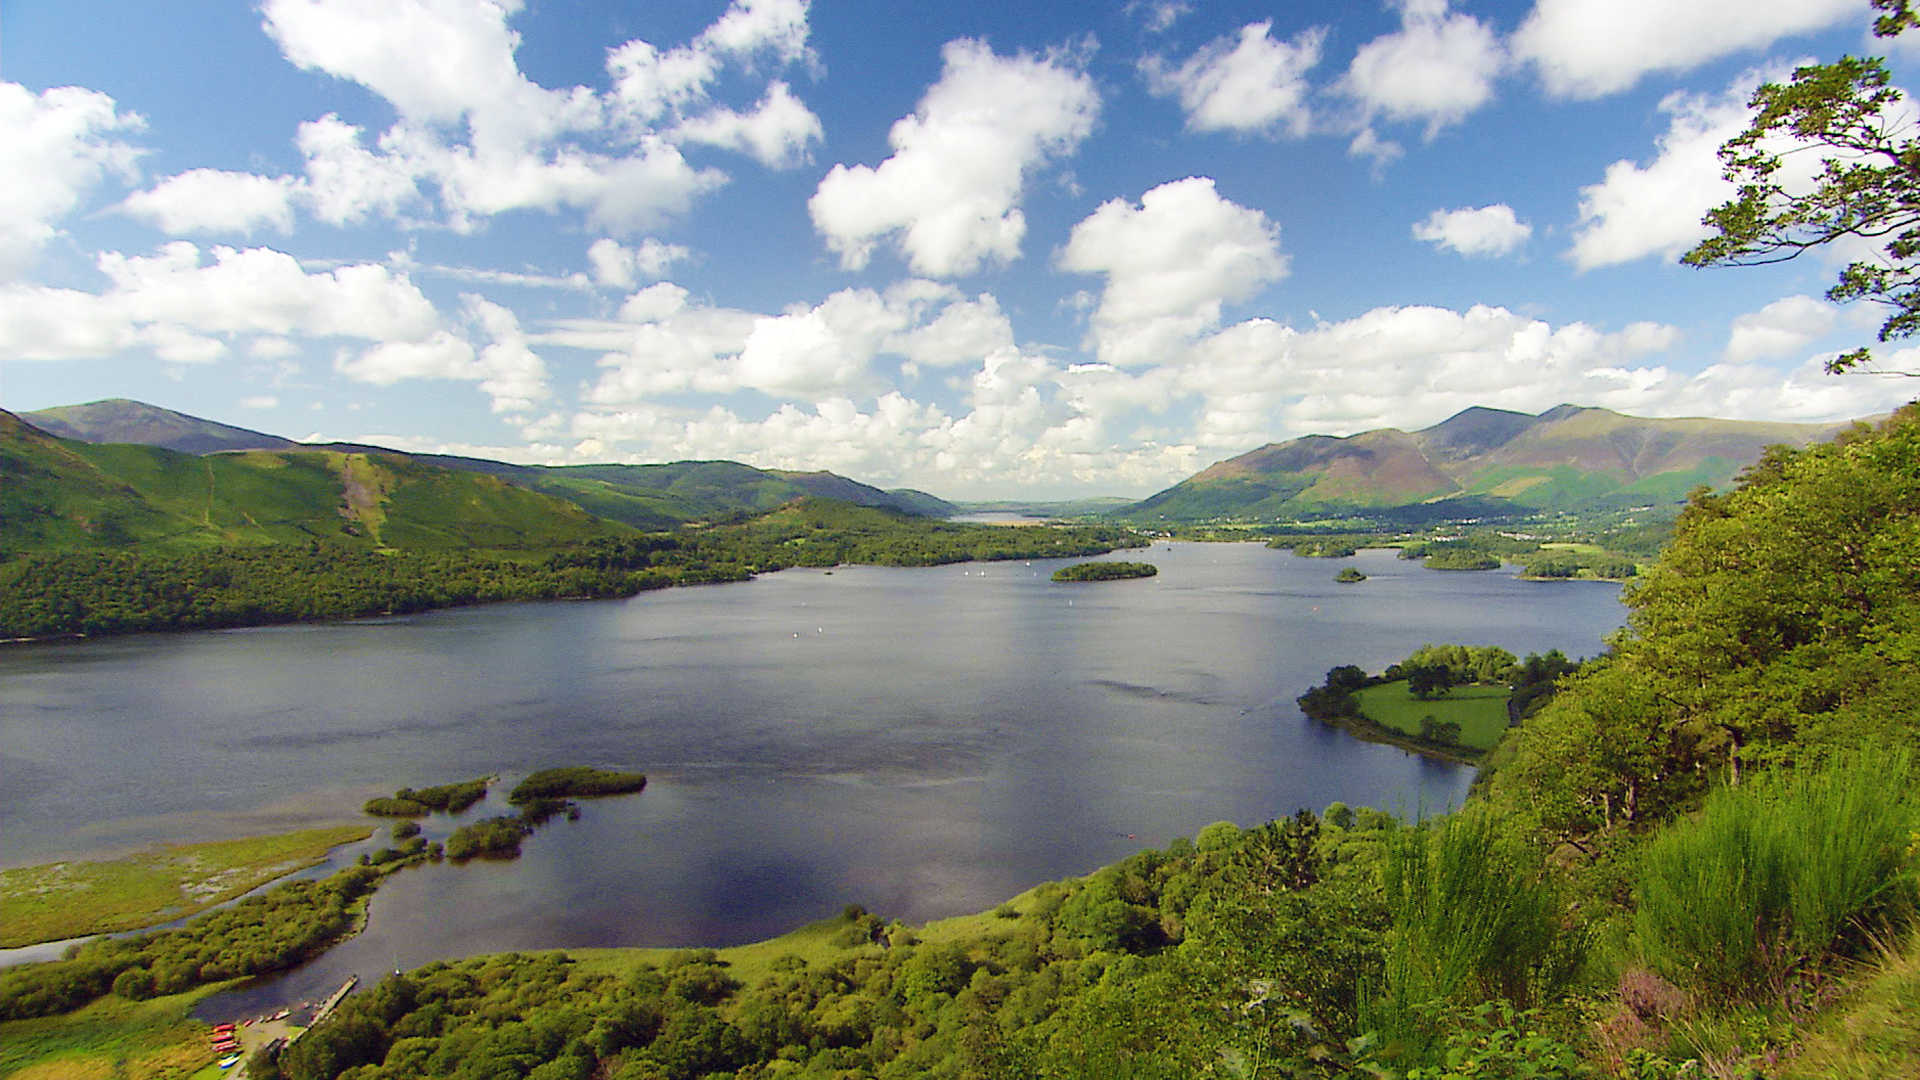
[1365,811,1583,1058]
[1634,749,1918,995]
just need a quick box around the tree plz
[1325,664,1368,693]
[1405,663,1454,700]
[1683,0,1920,374]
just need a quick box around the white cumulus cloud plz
[587,237,691,290]
[0,242,446,372]
[1567,77,1754,270]
[119,170,301,235]
[1724,294,1840,362]
[182,0,820,237]
[1514,0,1863,100]
[1058,177,1286,368]
[675,81,823,168]
[1413,204,1531,257]
[891,294,1015,370]
[584,281,974,403]
[1141,21,1325,137]
[0,83,145,279]
[1341,0,1503,138]
[809,38,1099,276]
[296,115,425,226]
[335,295,550,415]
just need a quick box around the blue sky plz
[3,0,1916,498]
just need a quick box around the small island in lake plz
[1334,567,1367,583]
[508,766,649,803]
[1051,561,1158,582]
[362,776,492,817]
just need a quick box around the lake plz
[0,543,1625,1011]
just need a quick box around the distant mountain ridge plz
[0,408,625,554]
[23,398,299,455]
[16,399,955,528]
[1125,405,1857,522]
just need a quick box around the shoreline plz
[1312,712,1486,767]
[0,535,1145,646]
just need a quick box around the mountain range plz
[1119,404,1857,522]
[4,399,1869,551]
[14,399,954,536]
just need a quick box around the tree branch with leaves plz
[1683,0,1920,374]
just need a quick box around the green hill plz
[20,399,956,527]
[1123,404,1854,523]
[0,410,629,555]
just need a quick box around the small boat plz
[219,1054,243,1069]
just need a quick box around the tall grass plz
[1363,810,1583,1056]
[1634,749,1918,996]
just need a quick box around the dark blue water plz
[0,544,1624,1012]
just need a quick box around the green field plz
[1353,680,1512,752]
[0,984,223,1079]
[0,825,371,948]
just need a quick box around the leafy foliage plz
[1634,750,1919,996]
[364,781,492,817]
[1421,549,1501,571]
[1487,406,1920,839]
[1300,646,1572,761]
[1682,1,1920,373]
[1368,811,1583,1050]
[444,816,532,861]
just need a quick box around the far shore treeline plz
[0,499,1144,640]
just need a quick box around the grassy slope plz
[0,414,633,556]
[0,826,372,948]
[0,987,223,1080]
[1354,681,1511,751]
[1780,928,1920,1079]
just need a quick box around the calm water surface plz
[0,544,1624,1011]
